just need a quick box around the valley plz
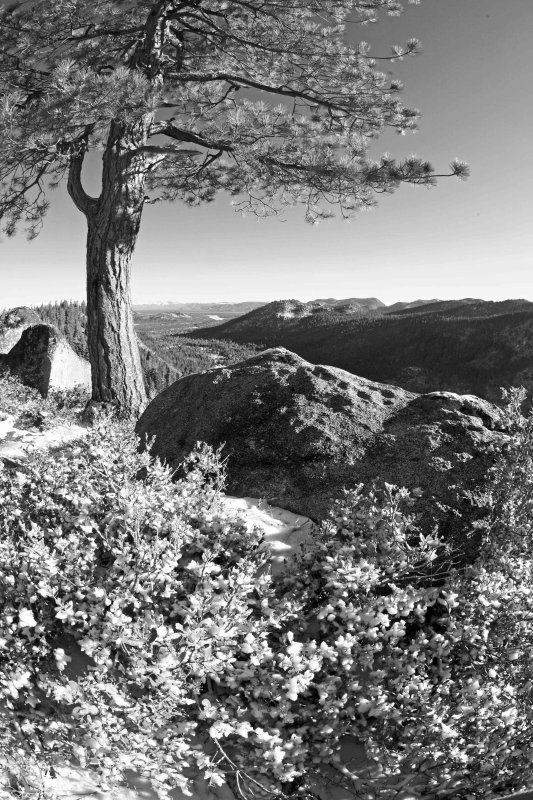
[132,301,266,336]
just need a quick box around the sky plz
[1,0,532,308]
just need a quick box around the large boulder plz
[136,348,506,553]
[353,390,504,561]
[0,324,91,396]
[0,306,41,353]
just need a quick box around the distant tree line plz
[148,332,259,376]
[34,300,88,359]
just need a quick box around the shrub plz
[1,393,533,800]
[0,372,47,419]
[0,372,88,428]
[251,390,533,799]
[266,483,533,799]
[0,420,276,798]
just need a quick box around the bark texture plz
[69,121,150,417]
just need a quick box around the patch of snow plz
[276,309,312,320]
[0,415,87,462]
[206,315,224,321]
[221,496,315,572]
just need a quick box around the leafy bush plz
[0,420,281,798]
[268,486,533,799]
[0,372,88,429]
[1,393,533,799]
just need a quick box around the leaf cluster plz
[0,421,275,798]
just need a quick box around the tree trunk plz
[65,5,170,418]
[81,121,151,418]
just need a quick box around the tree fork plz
[68,122,150,418]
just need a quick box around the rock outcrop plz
[0,324,91,396]
[0,306,41,353]
[137,348,506,554]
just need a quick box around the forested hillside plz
[34,300,88,358]
[192,300,533,403]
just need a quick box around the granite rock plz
[137,348,507,556]
[0,324,91,396]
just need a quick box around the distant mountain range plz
[189,297,533,403]
[133,301,266,313]
[387,298,533,318]
[135,297,533,319]
[132,298,437,314]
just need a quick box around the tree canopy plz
[0,0,468,236]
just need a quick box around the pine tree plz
[0,0,468,416]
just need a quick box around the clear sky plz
[1,0,532,308]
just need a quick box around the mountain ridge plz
[188,298,533,403]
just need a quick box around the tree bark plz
[87,121,149,417]
[65,5,170,418]
[69,120,151,418]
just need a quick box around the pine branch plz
[151,122,235,153]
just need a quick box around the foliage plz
[0,420,274,798]
[2,393,533,799]
[264,480,533,799]
[0,0,468,239]
[0,372,88,429]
